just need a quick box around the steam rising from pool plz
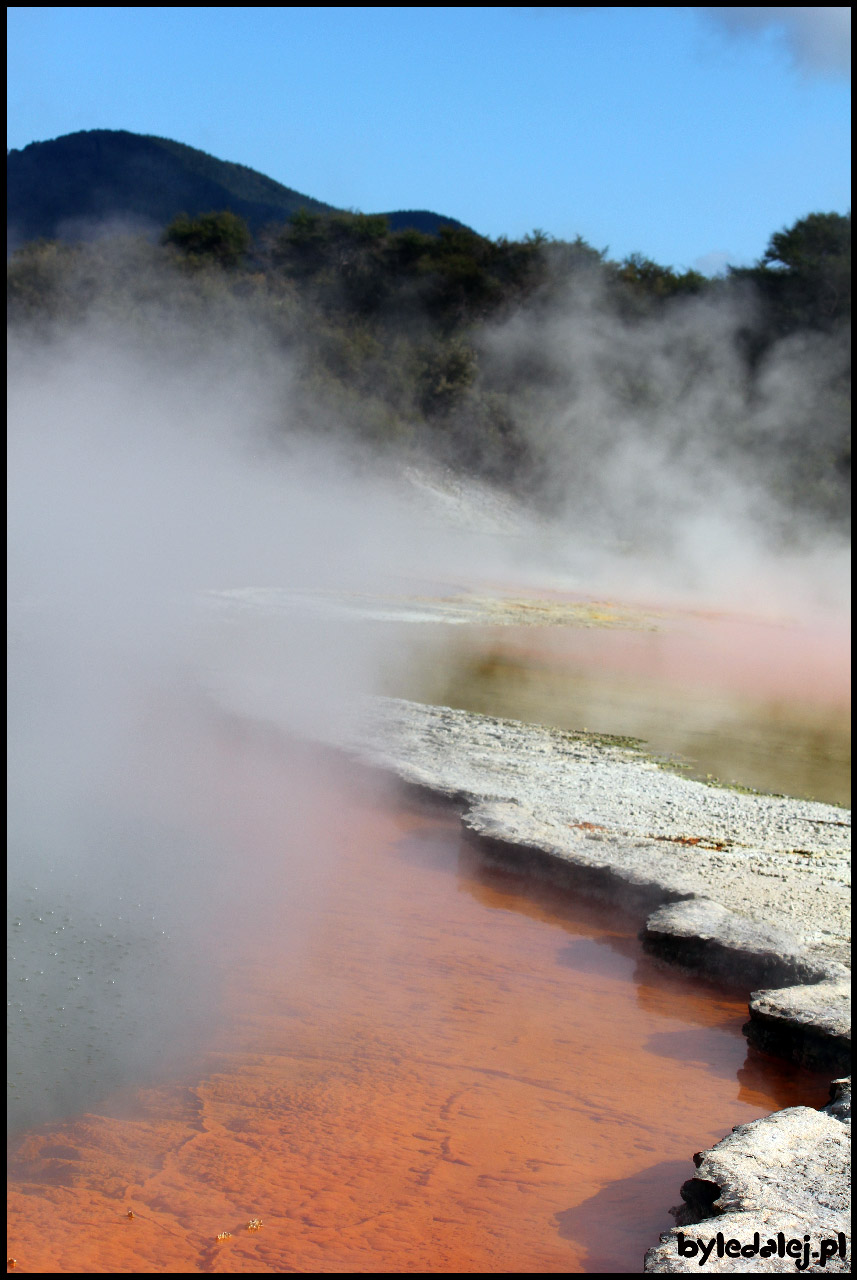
[7,296,849,1129]
[6,323,540,1128]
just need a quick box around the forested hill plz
[6,130,471,247]
[6,131,850,538]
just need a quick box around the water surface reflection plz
[392,609,850,805]
[7,720,833,1274]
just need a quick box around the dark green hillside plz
[381,209,472,235]
[7,142,849,536]
[6,130,470,248]
[7,130,329,245]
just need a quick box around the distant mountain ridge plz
[7,129,473,249]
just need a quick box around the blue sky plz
[6,6,851,273]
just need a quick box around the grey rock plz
[343,699,851,982]
[743,982,852,1075]
[823,1077,852,1126]
[641,898,829,988]
[644,1103,851,1272]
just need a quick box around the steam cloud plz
[6,303,535,1128]
[7,234,849,1130]
[471,269,849,611]
[701,7,852,77]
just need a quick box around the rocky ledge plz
[743,982,851,1076]
[346,698,849,977]
[644,1078,851,1274]
[342,697,851,1272]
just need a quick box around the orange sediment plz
[7,723,832,1274]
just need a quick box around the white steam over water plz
[7,304,849,1129]
[6,324,543,1128]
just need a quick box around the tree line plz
[7,207,851,529]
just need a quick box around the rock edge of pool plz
[338,696,851,1275]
